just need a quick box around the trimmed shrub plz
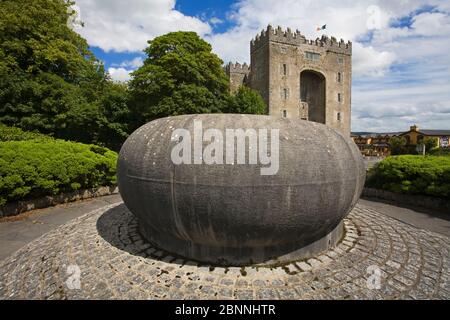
[0,124,53,142]
[429,148,450,156]
[366,155,450,198]
[0,139,118,206]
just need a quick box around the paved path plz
[1,195,449,262]
[359,198,450,237]
[0,194,122,261]
[363,156,384,170]
[0,202,449,300]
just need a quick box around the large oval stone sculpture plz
[117,114,365,265]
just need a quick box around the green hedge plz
[0,140,118,206]
[428,148,450,156]
[0,124,53,142]
[366,155,450,198]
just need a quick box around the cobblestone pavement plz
[0,202,449,300]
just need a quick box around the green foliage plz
[0,124,52,141]
[366,155,450,198]
[128,31,230,128]
[389,136,439,156]
[0,0,101,80]
[0,1,273,149]
[0,139,118,206]
[389,136,406,155]
[429,148,450,156]
[422,137,438,154]
[96,82,131,151]
[0,0,130,150]
[227,86,267,115]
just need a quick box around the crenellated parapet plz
[250,25,352,55]
[225,62,250,93]
[250,25,306,50]
[244,24,352,136]
[225,62,250,75]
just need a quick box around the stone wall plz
[229,25,353,136]
[225,62,250,93]
[0,186,119,217]
[249,38,270,113]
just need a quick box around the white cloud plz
[411,12,450,36]
[108,57,144,82]
[205,0,449,76]
[72,0,211,52]
[210,17,223,25]
[352,43,396,77]
[108,67,132,82]
[206,0,397,74]
[113,57,145,69]
[206,27,253,64]
[204,0,450,131]
[352,79,450,131]
[67,4,83,30]
[72,0,450,131]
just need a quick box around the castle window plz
[337,112,341,121]
[283,110,287,118]
[305,52,320,61]
[338,57,344,64]
[283,64,287,76]
[337,72,341,83]
[338,93,342,103]
[282,88,289,100]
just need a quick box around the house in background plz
[351,125,450,156]
[400,125,450,148]
[351,133,400,156]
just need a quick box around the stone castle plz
[225,25,352,136]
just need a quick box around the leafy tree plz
[423,137,438,154]
[389,136,406,155]
[0,2,275,150]
[128,31,230,128]
[97,82,131,150]
[0,0,129,149]
[227,86,267,115]
[0,0,104,83]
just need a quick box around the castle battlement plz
[228,24,352,136]
[225,62,250,74]
[250,25,352,55]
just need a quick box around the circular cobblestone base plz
[0,203,449,300]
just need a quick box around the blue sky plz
[175,0,236,33]
[90,0,236,70]
[71,0,450,132]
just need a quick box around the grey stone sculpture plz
[117,114,365,265]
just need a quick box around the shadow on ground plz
[95,203,330,271]
[96,203,213,269]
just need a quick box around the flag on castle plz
[316,24,327,31]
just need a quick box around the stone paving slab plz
[0,194,122,261]
[0,202,449,300]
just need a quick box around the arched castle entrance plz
[300,70,326,124]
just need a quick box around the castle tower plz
[247,25,352,136]
[225,62,250,93]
